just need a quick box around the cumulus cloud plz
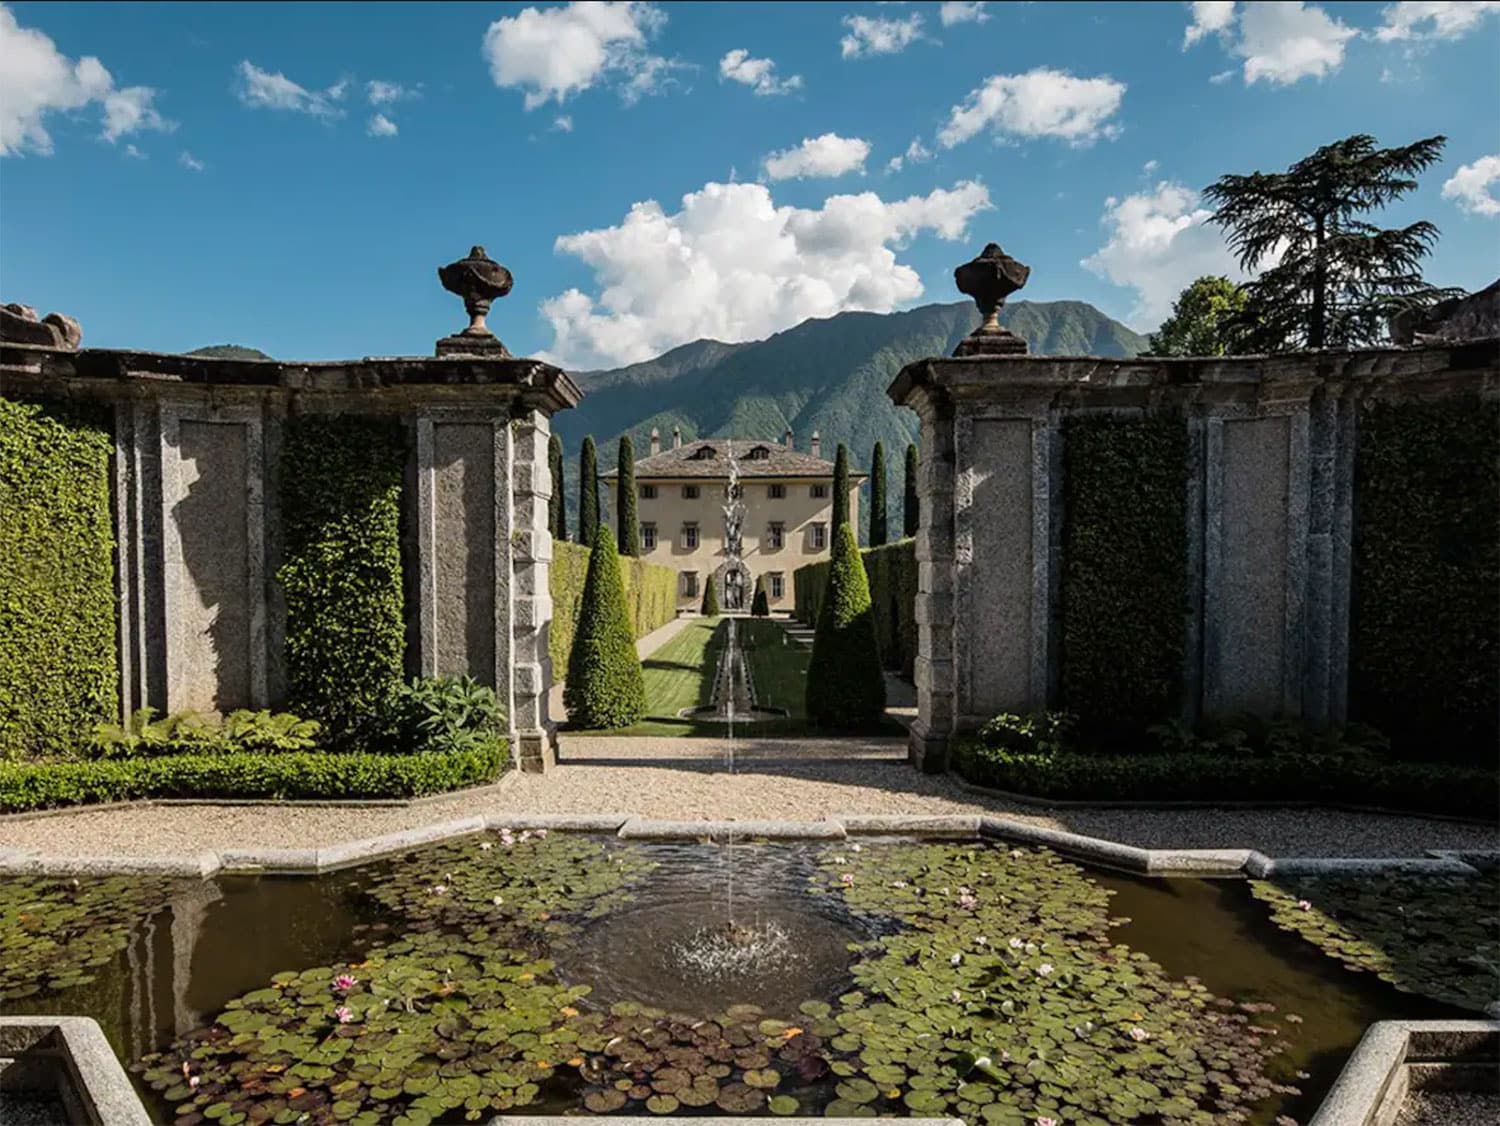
[886,137,933,173]
[719,48,803,95]
[365,79,417,105]
[1442,154,1500,217]
[1183,2,1357,85]
[939,1,991,25]
[366,113,398,137]
[840,13,925,58]
[938,67,1125,148]
[482,1,679,110]
[237,60,347,118]
[179,150,205,172]
[538,178,993,368]
[1081,181,1253,329]
[1375,1,1500,41]
[763,133,871,181]
[1182,1,1236,47]
[0,4,173,156]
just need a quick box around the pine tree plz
[563,527,646,729]
[903,444,920,537]
[805,523,886,728]
[868,441,888,547]
[832,443,850,535]
[1205,133,1460,351]
[548,433,567,542]
[701,574,720,617]
[751,575,769,617]
[617,435,640,557]
[579,435,599,550]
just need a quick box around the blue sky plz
[2,1,1497,368]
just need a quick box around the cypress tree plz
[548,433,567,542]
[903,443,919,537]
[579,436,599,550]
[831,443,850,534]
[563,527,646,729]
[869,441,888,547]
[617,434,640,557]
[701,574,720,617]
[751,575,769,617]
[805,523,886,728]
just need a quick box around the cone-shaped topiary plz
[751,575,770,617]
[831,443,850,534]
[903,443,920,537]
[617,434,640,557]
[563,526,646,729]
[549,433,567,542]
[869,441,887,547]
[701,574,720,617]
[806,522,886,728]
[579,435,599,551]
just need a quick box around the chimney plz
[672,425,682,449]
[810,430,821,459]
[783,427,794,449]
[650,427,661,456]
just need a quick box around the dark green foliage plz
[903,443,919,537]
[564,531,646,728]
[868,441,888,546]
[548,541,676,674]
[701,574,720,617]
[806,523,886,728]
[751,575,770,617]
[1147,276,1248,356]
[185,344,272,360]
[579,435,600,550]
[278,417,405,747]
[389,675,505,755]
[616,434,639,557]
[88,708,321,758]
[548,433,567,542]
[1059,416,1187,737]
[0,741,506,813]
[795,539,915,676]
[974,710,1076,755]
[0,397,118,759]
[1350,399,1499,763]
[831,443,850,534]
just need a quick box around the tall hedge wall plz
[1058,415,1188,735]
[550,540,677,674]
[794,538,916,676]
[1349,398,1499,764]
[277,417,406,745]
[0,398,119,759]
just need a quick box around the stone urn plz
[952,243,1030,357]
[436,246,514,356]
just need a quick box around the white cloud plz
[553,114,574,132]
[1442,154,1500,217]
[763,133,871,181]
[366,113,398,137]
[1184,2,1357,85]
[1182,1,1236,48]
[365,79,417,105]
[840,13,925,58]
[939,1,990,26]
[123,143,144,159]
[1081,180,1252,329]
[179,150,205,172]
[1142,158,1159,174]
[1209,67,1235,83]
[1375,1,1500,41]
[886,137,933,173]
[719,48,803,95]
[0,4,172,156]
[538,178,992,368]
[236,60,347,118]
[938,67,1125,148]
[481,1,678,110]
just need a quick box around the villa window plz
[691,446,717,460]
[682,522,700,550]
[768,483,786,499]
[681,571,699,598]
[767,522,784,549]
[682,484,700,499]
[810,483,828,499]
[641,522,657,551]
[770,573,784,600]
[749,446,771,460]
[640,483,657,500]
[810,522,828,551]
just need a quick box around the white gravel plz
[1397,1090,1500,1125]
[1,736,1495,860]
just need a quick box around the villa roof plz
[600,438,866,480]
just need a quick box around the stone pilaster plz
[509,407,556,772]
[909,389,957,772]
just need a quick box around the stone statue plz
[436,246,513,356]
[0,303,82,350]
[952,243,1030,357]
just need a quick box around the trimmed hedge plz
[1058,415,1187,736]
[701,573,720,616]
[1350,399,1499,765]
[549,541,676,674]
[277,417,407,747]
[795,538,915,677]
[806,523,886,728]
[0,397,118,760]
[0,740,507,814]
[563,532,647,728]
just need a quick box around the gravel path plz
[1397,1090,1500,1125]
[1,736,1495,861]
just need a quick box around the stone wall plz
[889,338,1500,770]
[0,343,580,765]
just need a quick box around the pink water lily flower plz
[840,873,855,886]
[1298,899,1312,911]
[430,884,447,895]
[1036,1117,1058,1126]
[188,1075,200,1090]
[1128,1027,1149,1042]
[333,974,357,992]
[1037,963,1054,977]
[535,829,548,839]
[950,989,962,1003]
[334,1006,354,1024]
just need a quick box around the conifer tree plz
[831,443,850,535]
[806,523,885,728]
[548,433,567,541]
[578,436,599,550]
[617,434,639,557]
[903,444,919,537]
[563,527,646,729]
[869,441,888,546]
[751,575,770,617]
[701,574,720,617]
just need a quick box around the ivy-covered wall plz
[0,398,119,759]
[277,417,406,745]
[549,540,677,675]
[1349,398,1499,764]
[794,538,916,676]
[1058,415,1188,735]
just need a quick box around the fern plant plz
[222,710,322,752]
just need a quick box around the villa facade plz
[601,428,864,611]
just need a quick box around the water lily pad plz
[715,1082,765,1113]
[584,1089,627,1113]
[768,1094,800,1115]
[743,1068,780,1089]
[646,1094,679,1113]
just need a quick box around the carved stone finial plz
[437,245,514,357]
[1,303,82,350]
[953,242,1030,357]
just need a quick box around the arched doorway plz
[715,561,751,611]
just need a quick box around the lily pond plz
[2,835,1495,1126]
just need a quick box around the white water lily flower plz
[950,953,962,966]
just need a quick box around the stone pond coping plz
[1308,1020,1500,1126]
[0,812,1491,881]
[0,1016,153,1126]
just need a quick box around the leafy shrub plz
[389,675,504,754]
[89,708,322,758]
[1145,714,1390,760]
[700,574,720,617]
[563,532,646,729]
[806,523,886,728]
[975,710,1076,756]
